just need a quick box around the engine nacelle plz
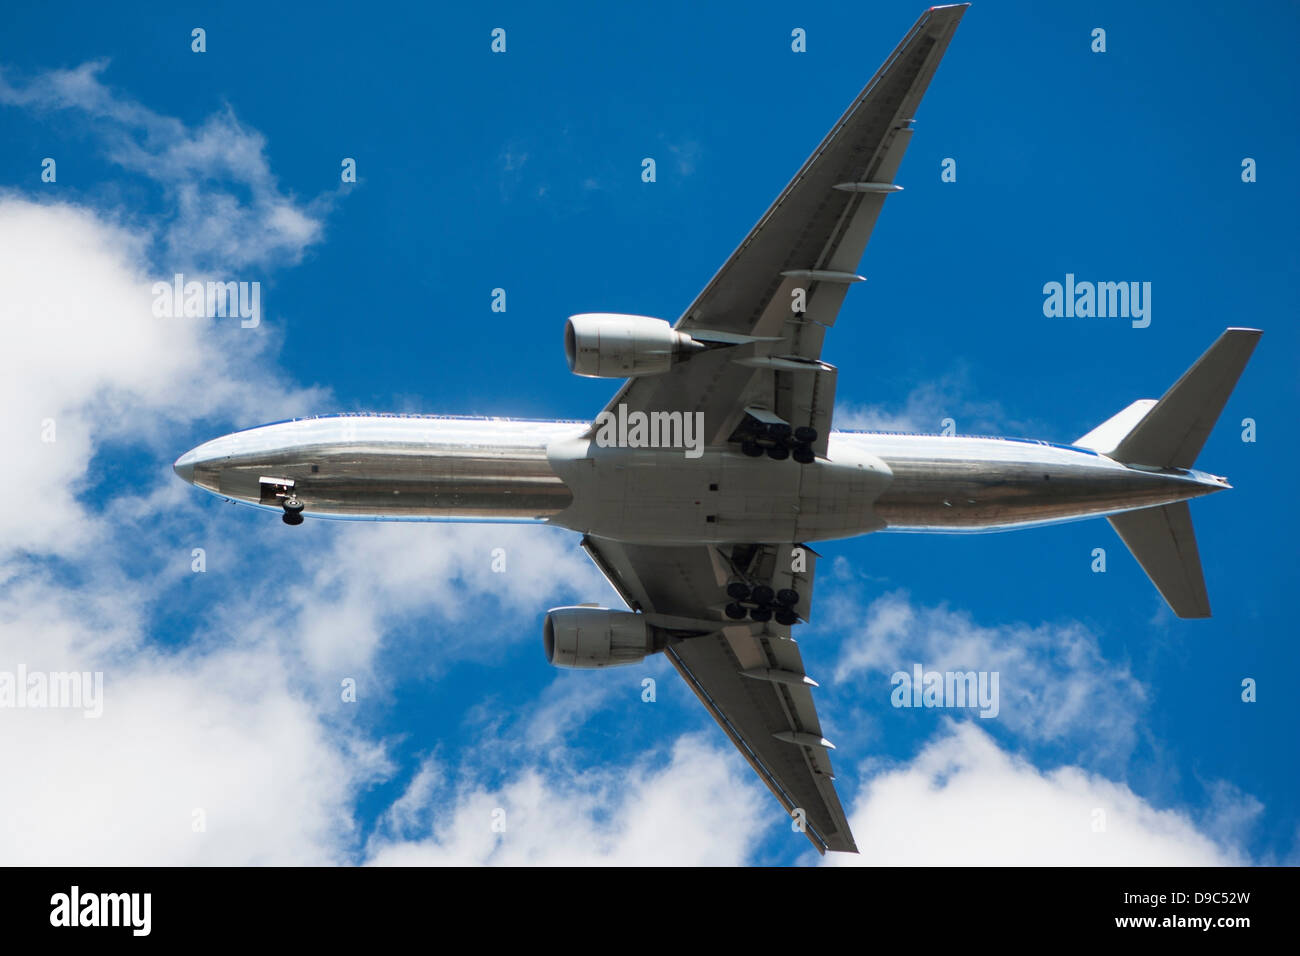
[543,606,664,668]
[564,313,698,378]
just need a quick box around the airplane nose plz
[173,448,198,484]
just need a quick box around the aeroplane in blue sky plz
[173,4,1260,853]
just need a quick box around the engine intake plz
[564,313,700,378]
[543,606,665,668]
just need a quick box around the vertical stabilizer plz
[1105,329,1262,468]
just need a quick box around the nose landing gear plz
[259,476,306,526]
[281,496,305,525]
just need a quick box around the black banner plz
[1,865,1291,941]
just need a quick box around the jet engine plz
[543,606,665,668]
[564,313,702,378]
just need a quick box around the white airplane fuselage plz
[173,415,1227,544]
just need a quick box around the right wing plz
[581,535,856,854]
[595,4,968,458]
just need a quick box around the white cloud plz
[836,372,1042,438]
[0,70,632,864]
[0,487,616,867]
[366,735,766,866]
[1197,779,1265,855]
[828,591,1146,762]
[830,722,1246,866]
[211,521,612,686]
[667,140,701,176]
[0,72,546,866]
[0,576,389,865]
[0,197,324,557]
[0,60,330,271]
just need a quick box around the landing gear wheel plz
[741,440,765,458]
[766,422,792,441]
[726,581,751,601]
[749,605,772,623]
[724,602,748,621]
[794,426,817,444]
[774,607,799,627]
[792,444,815,464]
[751,584,775,606]
[281,496,305,525]
[766,444,789,461]
[776,588,800,607]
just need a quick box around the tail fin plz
[1108,503,1210,618]
[1076,328,1262,619]
[1077,328,1262,468]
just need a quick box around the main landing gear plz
[738,422,817,464]
[724,580,802,626]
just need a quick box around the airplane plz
[173,5,1260,854]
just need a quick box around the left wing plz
[595,5,967,458]
[581,535,856,854]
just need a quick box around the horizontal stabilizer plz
[1108,502,1210,618]
[1109,329,1261,468]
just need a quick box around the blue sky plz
[0,0,1296,864]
